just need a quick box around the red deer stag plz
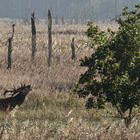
[0,84,32,111]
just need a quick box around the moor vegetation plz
[0,8,139,140]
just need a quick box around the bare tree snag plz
[61,16,65,24]
[55,15,58,25]
[31,12,36,60]
[48,9,52,67]
[7,24,15,69]
[71,37,76,62]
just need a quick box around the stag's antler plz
[3,87,17,97]
[3,83,26,97]
[21,82,26,88]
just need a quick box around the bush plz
[75,6,140,128]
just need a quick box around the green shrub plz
[75,5,140,128]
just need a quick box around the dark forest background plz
[0,0,140,21]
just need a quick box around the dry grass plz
[0,21,139,140]
[0,94,139,140]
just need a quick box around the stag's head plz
[21,84,32,95]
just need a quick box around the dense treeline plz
[0,0,140,21]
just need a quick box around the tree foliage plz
[75,5,140,127]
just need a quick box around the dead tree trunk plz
[71,37,76,62]
[55,16,59,25]
[61,16,65,25]
[48,9,52,67]
[7,24,15,69]
[31,12,36,60]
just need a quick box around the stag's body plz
[0,85,31,111]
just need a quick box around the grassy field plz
[0,21,139,140]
